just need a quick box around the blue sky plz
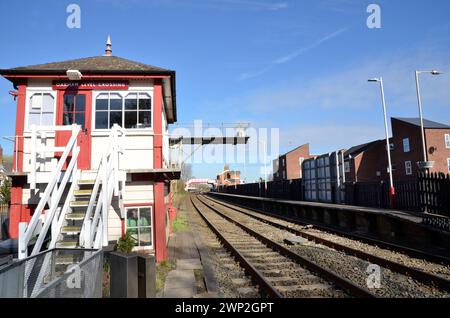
[0,0,450,181]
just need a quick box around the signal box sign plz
[52,81,129,90]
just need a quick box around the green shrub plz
[117,231,135,254]
[0,178,11,204]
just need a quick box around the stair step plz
[65,213,86,221]
[61,226,82,234]
[78,180,96,185]
[74,189,93,196]
[70,201,93,207]
[55,255,78,265]
[56,240,79,248]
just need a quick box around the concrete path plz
[163,205,220,298]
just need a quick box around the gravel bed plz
[186,197,254,298]
[201,196,450,298]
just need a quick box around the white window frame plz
[405,161,412,175]
[445,134,450,149]
[448,158,450,173]
[24,89,57,133]
[344,161,350,173]
[403,138,410,153]
[125,205,154,250]
[92,90,154,132]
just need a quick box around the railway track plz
[200,194,450,296]
[207,194,450,265]
[190,195,377,298]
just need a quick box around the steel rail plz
[201,195,450,293]
[190,196,283,298]
[194,195,376,298]
[207,193,450,265]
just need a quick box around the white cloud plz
[218,51,450,115]
[203,50,450,155]
[279,124,384,154]
[239,27,348,80]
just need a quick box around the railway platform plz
[209,192,450,259]
[162,207,221,298]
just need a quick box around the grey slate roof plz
[393,117,450,129]
[0,56,174,75]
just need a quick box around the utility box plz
[137,254,156,298]
[110,252,138,298]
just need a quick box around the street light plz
[415,70,442,170]
[368,77,395,208]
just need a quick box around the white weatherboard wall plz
[90,134,154,170]
[123,181,154,205]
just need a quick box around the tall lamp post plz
[415,70,442,170]
[369,77,395,208]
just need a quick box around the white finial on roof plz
[105,33,112,56]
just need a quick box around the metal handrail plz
[18,125,81,259]
[79,124,125,248]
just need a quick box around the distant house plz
[344,139,390,183]
[216,165,241,186]
[273,143,314,181]
[343,117,450,183]
[391,118,450,181]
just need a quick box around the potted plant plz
[109,231,138,298]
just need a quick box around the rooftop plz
[0,55,174,75]
[0,36,178,123]
[393,117,450,129]
[344,139,385,158]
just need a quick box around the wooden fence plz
[344,181,421,212]
[418,172,450,217]
[217,172,450,218]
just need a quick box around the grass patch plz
[156,260,175,293]
[172,212,190,233]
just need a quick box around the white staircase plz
[18,124,126,259]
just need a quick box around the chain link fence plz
[0,248,103,298]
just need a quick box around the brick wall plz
[286,144,312,180]
[391,119,423,181]
[273,144,313,181]
[355,141,389,182]
[425,128,450,174]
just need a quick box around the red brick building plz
[390,118,450,181]
[216,165,241,186]
[273,143,313,181]
[344,139,390,182]
[343,117,450,183]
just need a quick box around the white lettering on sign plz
[53,81,129,90]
